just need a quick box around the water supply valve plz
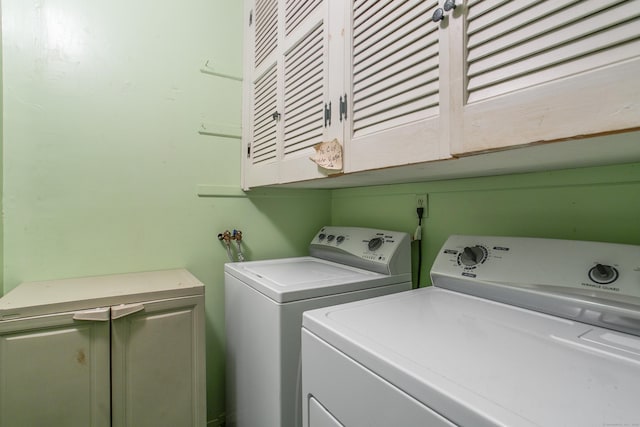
[218,229,245,262]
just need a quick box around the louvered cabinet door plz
[345,0,451,173]
[453,0,640,155]
[279,0,343,184]
[246,64,282,187]
[243,0,281,188]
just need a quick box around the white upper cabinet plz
[450,0,640,154]
[242,0,344,188]
[242,0,640,188]
[345,0,451,173]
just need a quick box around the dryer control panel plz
[309,227,411,276]
[432,235,640,336]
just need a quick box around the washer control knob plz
[326,235,335,243]
[588,263,618,284]
[368,237,384,251]
[459,246,486,267]
[318,233,326,241]
[336,236,345,244]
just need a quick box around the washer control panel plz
[432,235,640,336]
[310,226,411,275]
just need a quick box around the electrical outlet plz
[416,194,428,216]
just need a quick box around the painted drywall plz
[331,161,640,287]
[4,0,639,424]
[1,0,330,423]
[0,4,4,296]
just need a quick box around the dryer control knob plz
[588,264,618,284]
[459,246,487,267]
[368,237,384,251]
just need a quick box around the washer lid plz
[303,287,640,427]
[225,257,408,303]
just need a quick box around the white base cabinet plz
[0,269,206,427]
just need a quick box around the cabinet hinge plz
[339,94,348,122]
[324,102,332,127]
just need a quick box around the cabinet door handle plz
[432,8,445,23]
[111,303,145,319]
[73,307,110,321]
[433,1,456,24]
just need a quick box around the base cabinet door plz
[111,295,206,427]
[0,312,111,427]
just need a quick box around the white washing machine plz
[302,235,640,427]
[224,226,412,427]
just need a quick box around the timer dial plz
[368,237,384,251]
[458,245,487,267]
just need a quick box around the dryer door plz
[309,397,343,427]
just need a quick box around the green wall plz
[0,3,3,295]
[3,0,640,425]
[1,0,330,423]
[332,162,640,287]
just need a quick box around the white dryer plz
[302,235,640,427]
[224,226,412,427]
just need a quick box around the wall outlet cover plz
[416,194,427,209]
